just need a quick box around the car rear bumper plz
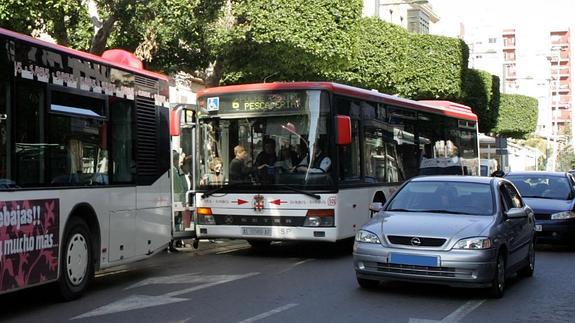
[353,242,497,288]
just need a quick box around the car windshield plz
[386,181,494,215]
[506,175,572,200]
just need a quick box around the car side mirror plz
[369,202,383,213]
[506,207,527,219]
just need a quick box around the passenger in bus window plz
[255,138,277,170]
[229,145,252,183]
[201,157,224,185]
[296,141,331,173]
[275,146,298,172]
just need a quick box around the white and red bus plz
[0,28,171,299]
[192,82,479,247]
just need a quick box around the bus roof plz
[0,27,168,82]
[198,82,477,121]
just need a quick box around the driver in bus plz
[229,145,252,183]
[295,140,331,173]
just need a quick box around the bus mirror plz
[336,115,352,145]
[170,108,181,136]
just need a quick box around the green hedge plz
[462,69,500,133]
[328,18,467,100]
[493,94,538,138]
[220,0,362,84]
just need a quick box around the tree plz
[218,0,363,85]
[493,94,538,139]
[0,0,226,76]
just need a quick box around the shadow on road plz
[230,238,355,259]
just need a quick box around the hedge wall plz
[329,18,468,100]
[220,0,363,84]
[462,69,500,133]
[493,94,538,138]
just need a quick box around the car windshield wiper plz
[277,185,321,200]
[387,208,415,212]
[419,209,471,215]
[201,183,244,199]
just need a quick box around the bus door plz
[170,104,198,246]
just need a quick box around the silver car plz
[353,176,535,298]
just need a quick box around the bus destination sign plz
[203,92,306,114]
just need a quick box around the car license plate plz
[242,227,272,236]
[389,253,439,267]
[535,224,542,232]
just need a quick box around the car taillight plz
[304,209,334,227]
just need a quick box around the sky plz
[429,0,575,37]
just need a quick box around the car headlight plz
[355,230,381,244]
[453,237,492,249]
[551,211,575,220]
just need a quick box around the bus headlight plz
[196,207,215,225]
[304,209,334,227]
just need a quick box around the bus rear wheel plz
[58,217,94,301]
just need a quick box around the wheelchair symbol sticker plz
[207,97,219,111]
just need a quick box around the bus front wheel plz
[58,217,94,301]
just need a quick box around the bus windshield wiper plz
[277,185,321,200]
[201,183,243,199]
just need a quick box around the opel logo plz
[224,215,234,225]
[410,237,422,246]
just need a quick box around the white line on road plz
[72,273,260,320]
[441,299,486,322]
[276,259,314,274]
[409,299,486,323]
[237,303,299,323]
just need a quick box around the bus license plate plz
[535,225,542,232]
[242,227,272,236]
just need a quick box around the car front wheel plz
[488,252,506,298]
[518,241,535,277]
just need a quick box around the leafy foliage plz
[220,0,362,84]
[107,0,225,74]
[493,94,538,138]
[0,0,92,49]
[462,69,500,133]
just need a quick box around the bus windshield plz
[196,90,334,189]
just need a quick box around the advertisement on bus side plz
[0,199,59,293]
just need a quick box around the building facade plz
[362,0,439,34]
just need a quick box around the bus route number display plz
[206,92,305,114]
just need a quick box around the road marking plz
[276,259,313,274]
[237,303,299,323]
[409,299,486,323]
[72,272,259,320]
